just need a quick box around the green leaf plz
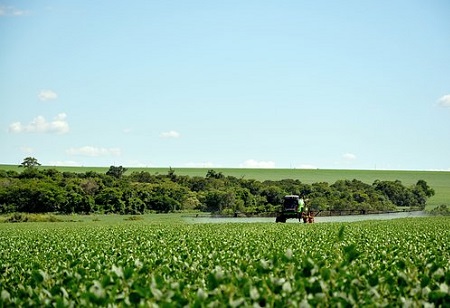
[129,291,141,304]
[337,225,345,241]
[31,270,44,284]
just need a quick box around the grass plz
[1,213,64,223]
[1,165,448,208]
[0,212,189,225]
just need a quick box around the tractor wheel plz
[276,216,286,223]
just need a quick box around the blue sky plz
[1,0,450,170]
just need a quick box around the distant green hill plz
[1,165,448,209]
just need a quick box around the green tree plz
[168,167,177,182]
[189,176,208,192]
[414,180,435,198]
[411,180,435,209]
[261,185,285,206]
[373,180,417,207]
[206,169,224,179]
[18,157,43,179]
[129,171,154,183]
[148,195,180,213]
[19,157,41,169]
[201,190,236,212]
[7,179,66,213]
[95,187,125,213]
[106,166,127,179]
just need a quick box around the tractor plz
[275,194,311,223]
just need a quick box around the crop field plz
[0,216,449,306]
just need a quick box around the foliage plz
[0,217,448,306]
[373,180,435,210]
[106,166,128,179]
[429,204,450,216]
[18,157,41,169]
[1,164,448,208]
[0,160,436,215]
[199,190,236,212]
[206,169,225,179]
[4,213,63,223]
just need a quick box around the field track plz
[1,165,448,209]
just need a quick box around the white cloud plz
[66,146,121,157]
[240,159,275,168]
[0,6,29,16]
[160,130,180,138]
[342,153,357,161]
[428,168,450,172]
[8,113,69,134]
[437,94,450,108]
[38,90,58,101]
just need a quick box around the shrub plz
[429,204,450,216]
[124,215,144,221]
[4,213,63,223]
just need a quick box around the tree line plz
[0,158,435,215]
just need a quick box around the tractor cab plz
[283,195,300,212]
[275,194,305,223]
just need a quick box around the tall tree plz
[106,166,127,179]
[19,157,41,169]
[206,169,224,179]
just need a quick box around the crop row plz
[0,217,449,306]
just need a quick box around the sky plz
[1,0,450,170]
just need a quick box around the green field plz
[0,215,449,306]
[1,165,449,208]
